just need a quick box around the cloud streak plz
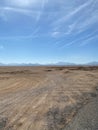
[57,30,98,49]
[0,0,48,21]
[51,0,98,38]
[79,35,98,46]
[54,0,94,25]
[0,6,35,16]
[6,0,42,7]
[0,0,97,50]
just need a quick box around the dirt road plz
[0,66,98,130]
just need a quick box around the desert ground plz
[0,66,98,130]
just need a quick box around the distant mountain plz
[20,63,41,66]
[0,62,76,66]
[54,61,98,66]
[87,62,98,66]
[0,63,4,66]
[46,62,76,66]
[55,62,76,66]
[8,63,41,66]
[0,61,98,66]
[0,63,41,66]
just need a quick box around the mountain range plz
[0,62,98,66]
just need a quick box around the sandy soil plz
[0,66,98,130]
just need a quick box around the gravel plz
[64,96,98,130]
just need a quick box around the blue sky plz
[0,0,98,64]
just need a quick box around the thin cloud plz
[0,0,97,50]
[67,9,98,35]
[58,30,98,49]
[6,0,42,7]
[36,0,48,22]
[0,6,41,18]
[1,6,32,13]
[53,0,94,26]
[0,27,49,40]
[51,31,61,38]
[0,0,48,21]
[52,0,97,37]
[0,0,48,36]
[79,35,98,46]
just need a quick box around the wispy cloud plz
[0,27,40,40]
[54,0,94,25]
[66,9,98,35]
[0,27,49,40]
[51,0,98,37]
[79,35,98,46]
[0,7,45,23]
[0,0,48,39]
[0,0,47,21]
[6,0,42,8]
[57,30,98,49]
[51,31,61,38]
[0,0,97,49]
[36,0,48,22]
[0,6,35,16]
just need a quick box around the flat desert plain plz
[0,66,98,130]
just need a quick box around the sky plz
[0,0,98,64]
